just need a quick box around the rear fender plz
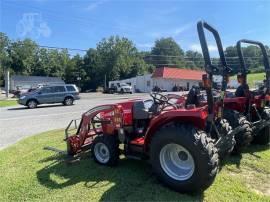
[252,95,267,110]
[224,97,247,113]
[143,108,208,152]
[65,94,75,99]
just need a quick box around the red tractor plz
[186,37,270,153]
[234,39,270,145]
[197,35,255,153]
[212,40,270,150]
[62,21,244,193]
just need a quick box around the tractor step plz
[130,137,145,146]
[128,137,144,153]
[126,155,142,160]
[125,137,145,159]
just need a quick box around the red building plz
[152,67,205,91]
[109,67,205,93]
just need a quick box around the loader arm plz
[66,104,123,155]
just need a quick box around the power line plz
[39,45,87,52]
[13,43,269,64]
[145,55,269,59]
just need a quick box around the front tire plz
[150,124,219,193]
[223,110,253,153]
[214,119,235,158]
[64,97,74,106]
[91,135,119,166]
[27,100,37,109]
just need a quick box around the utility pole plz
[77,76,81,91]
[104,74,107,89]
[5,68,9,98]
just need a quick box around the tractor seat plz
[133,101,151,120]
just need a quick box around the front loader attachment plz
[66,104,123,156]
[44,104,123,157]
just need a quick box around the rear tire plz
[150,123,219,193]
[91,135,119,166]
[27,99,37,109]
[64,97,74,106]
[223,110,253,153]
[252,126,270,145]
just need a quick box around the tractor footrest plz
[128,137,145,155]
[130,137,145,146]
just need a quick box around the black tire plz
[67,139,75,156]
[261,107,270,121]
[150,123,219,193]
[120,89,124,94]
[64,97,74,106]
[27,99,37,109]
[252,108,270,145]
[252,126,270,145]
[214,119,235,158]
[235,116,253,151]
[91,135,119,166]
[223,110,253,153]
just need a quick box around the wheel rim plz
[29,101,36,108]
[160,143,195,181]
[66,98,72,105]
[94,142,110,163]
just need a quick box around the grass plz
[231,72,265,88]
[0,130,269,202]
[0,99,18,107]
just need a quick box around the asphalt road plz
[0,93,149,150]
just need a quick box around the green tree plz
[48,49,69,78]
[149,37,185,68]
[185,50,203,69]
[82,48,102,90]
[139,51,155,73]
[265,45,269,55]
[34,48,70,78]
[225,45,266,73]
[8,39,38,75]
[65,54,84,84]
[92,36,150,88]
[33,48,50,76]
[224,46,239,72]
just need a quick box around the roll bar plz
[197,21,229,116]
[236,39,270,82]
[197,21,229,74]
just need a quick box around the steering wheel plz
[150,92,178,111]
[150,92,169,104]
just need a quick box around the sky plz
[1,0,270,56]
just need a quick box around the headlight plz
[20,96,26,99]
